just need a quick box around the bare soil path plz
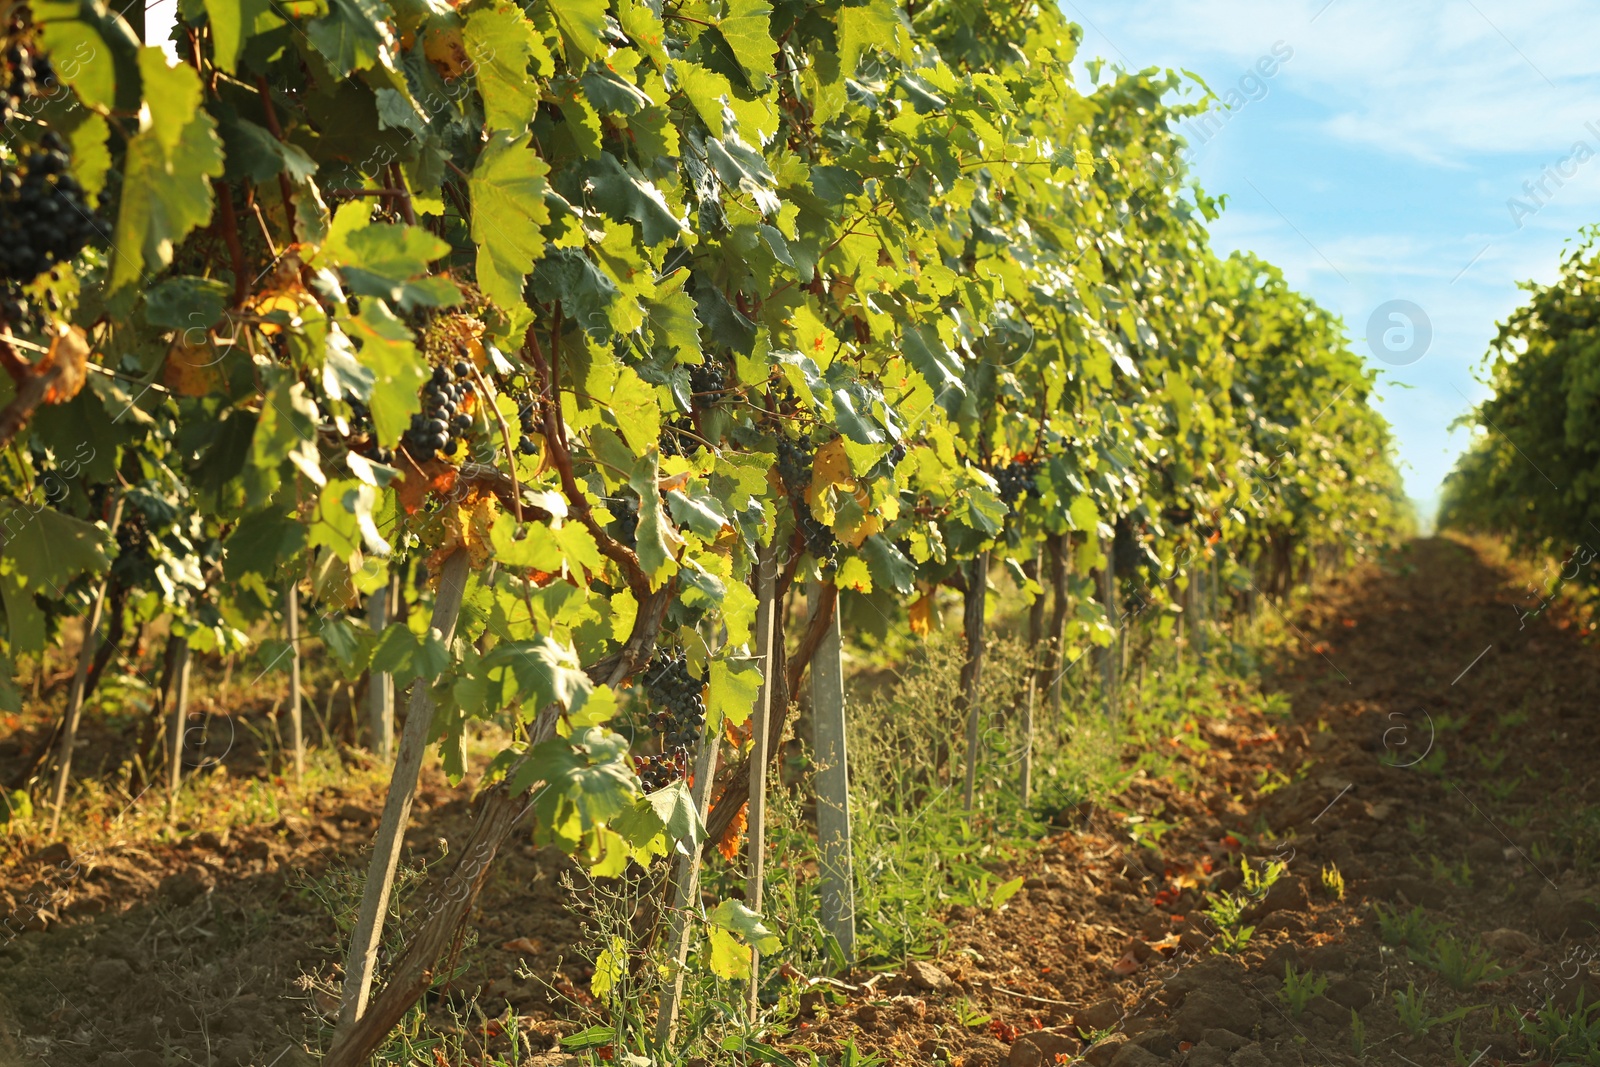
[3,536,1598,1067]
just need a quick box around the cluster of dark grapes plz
[776,437,835,563]
[607,493,639,547]
[634,750,687,793]
[632,648,707,792]
[516,401,540,455]
[3,34,55,129]
[994,457,1041,507]
[659,414,697,458]
[0,135,105,285]
[403,361,475,461]
[689,358,727,397]
[0,288,47,332]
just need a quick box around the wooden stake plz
[654,697,721,1047]
[166,638,192,822]
[367,582,394,761]
[339,549,470,1026]
[810,579,855,958]
[48,568,116,836]
[960,554,988,813]
[286,581,304,783]
[1100,540,1118,720]
[745,541,779,1018]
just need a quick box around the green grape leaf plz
[902,325,965,414]
[481,636,595,718]
[580,65,652,114]
[0,503,113,596]
[708,656,762,727]
[712,0,773,87]
[578,152,686,245]
[305,0,394,77]
[470,132,551,312]
[205,0,279,73]
[545,0,608,62]
[109,49,225,296]
[36,9,113,109]
[247,377,325,504]
[466,4,550,133]
[705,898,780,951]
[144,276,231,331]
[370,624,450,688]
[220,116,319,183]
[347,302,429,448]
[708,926,750,980]
[643,778,703,854]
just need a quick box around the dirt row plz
[798,537,1600,1067]
[3,536,1598,1066]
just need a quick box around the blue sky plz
[1065,0,1600,527]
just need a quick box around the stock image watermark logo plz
[1365,299,1431,366]
[1379,708,1435,769]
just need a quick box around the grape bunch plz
[632,648,706,793]
[776,437,836,563]
[633,750,687,793]
[516,401,541,455]
[403,361,474,461]
[994,456,1040,507]
[689,358,727,399]
[0,135,106,285]
[2,35,56,129]
[606,493,639,547]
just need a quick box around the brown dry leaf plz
[423,25,470,78]
[717,806,747,863]
[41,321,89,403]
[500,937,544,953]
[908,593,933,637]
[162,336,224,397]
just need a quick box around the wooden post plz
[1100,539,1118,719]
[1193,557,1208,664]
[286,581,304,783]
[654,695,721,1047]
[367,584,394,761]
[1045,533,1068,713]
[810,580,855,959]
[339,549,470,1026]
[48,568,116,836]
[960,554,988,813]
[166,638,192,821]
[745,542,779,1018]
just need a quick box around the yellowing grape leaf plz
[909,592,933,636]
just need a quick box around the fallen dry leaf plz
[501,936,543,953]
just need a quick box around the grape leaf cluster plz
[632,648,705,793]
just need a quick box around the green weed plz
[1411,934,1514,991]
[1374,902,1444,951]
[1320,862,1345,901]
[1277,964,1328,1018]
[1521,994,1600,1063]
[1348,1009,1365,1057]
